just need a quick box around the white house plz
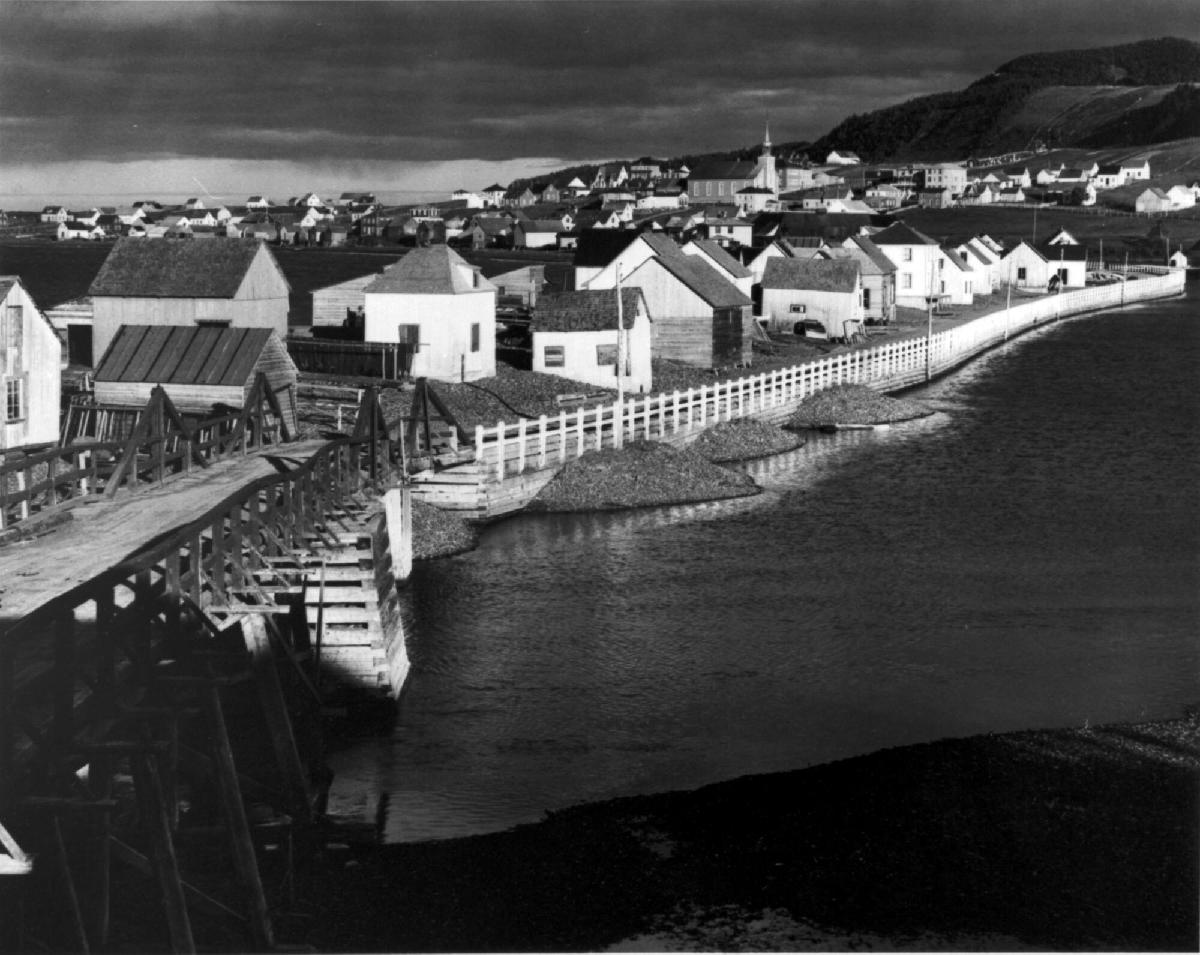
[1000,241,1051,290]
[40,206,68,223]
[513,219,564,250]
[1135,188,1173,214]
[1120,160,1151,182]
[451,189,484,209]
[530,288,652,394]
[1092,165,1125,190]
[825,150,862,166]
[57,221,105,241]
[939,249,976,305]
[363,245,496,383]
[921,163,968,194]
[1167,185,1196,210]
[829,236,897,324]
[1,277,62,450]
[869,221,944,308]
[705,217,753,248]
[1042,244,1088,288]
[954,238,1001,295]
[760,258,863,339]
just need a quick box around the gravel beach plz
[297,710,1200,952]
[529,439,760,513]
[786,383,932,429]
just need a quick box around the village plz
[0,128,1195,954]
[4,130,1200,464]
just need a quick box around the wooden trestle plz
[0,388,410,953]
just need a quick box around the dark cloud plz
[2,0,1198,165]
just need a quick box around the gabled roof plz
[941,248,974,273]
[869,221,939,246]
[94,325,284,386]
[89,238,284,298]
[1039,243,1088,261]
[482,183,507,192]
[572,229,641,267]
[686,238,752,278]
[364,245,491,294]
[518,219,567,233]
[762,258,860,293]
[1003,241,1048,262]
[474,217,512,236]
[530,288,645,332]
[688,159,758,181]
[1097,164,1122,175]
[834,236,896,275]
[643,254,752,309]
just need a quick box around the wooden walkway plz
[0,438,330,634]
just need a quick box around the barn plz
[88,237,291,365]
[92,325,298,436]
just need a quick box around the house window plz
[789,304,807,314]
[543,345,565,368]
[902,273,913,289]
[397,324,420,345]
[1017,267,1027,281]
[903,248,913,262]
[470,323,480,353]
[596,343,617,366]
[862,288,871,310]
[5,378,22,422]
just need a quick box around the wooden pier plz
[0,389,412,953]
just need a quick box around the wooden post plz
[131,752,195,954]
[537,414,547,469]
[558,410,567,464]
[242,617,313,825]
[202,683,274,950]
[52,815,91,955]
[516,418,527,472]
[53,612,76,759]
[384,487,412,584]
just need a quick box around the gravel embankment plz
[410,499,477,560]
[530,440,760,512]
[686,419,804,463]
[299,710,1200,953]
[786,383,931,429]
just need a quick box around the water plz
[332,286,1200,844]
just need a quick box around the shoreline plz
[297,709,1200,952]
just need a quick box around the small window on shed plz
[470,323,480,353]
[397,324,420,345]
[1017,267,1027,281]
[789,304,807,314]
[543,345,565,368]
[596,343,617,366]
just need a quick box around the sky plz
[1,0,1198,208]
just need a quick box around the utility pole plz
[614,267,624,449]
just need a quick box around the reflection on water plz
[329,293,1200,844]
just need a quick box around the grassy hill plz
[808,37,1200,161]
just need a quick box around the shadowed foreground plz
[301,714,1199,952]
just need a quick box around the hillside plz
[808,37,1200,161]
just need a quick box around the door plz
[67,325,93,366]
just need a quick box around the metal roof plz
[94,325,277,386]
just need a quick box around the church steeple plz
[758,120,777,196]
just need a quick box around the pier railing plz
[0,389,408,951]
[1,374,292,532]
[472,268,1185,480]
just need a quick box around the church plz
[687,125,778,203]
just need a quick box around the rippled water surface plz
[333,287,1200,843]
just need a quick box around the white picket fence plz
[472,268,1186,481]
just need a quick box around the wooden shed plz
[87,237,291,364]
[93,325,298,435]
